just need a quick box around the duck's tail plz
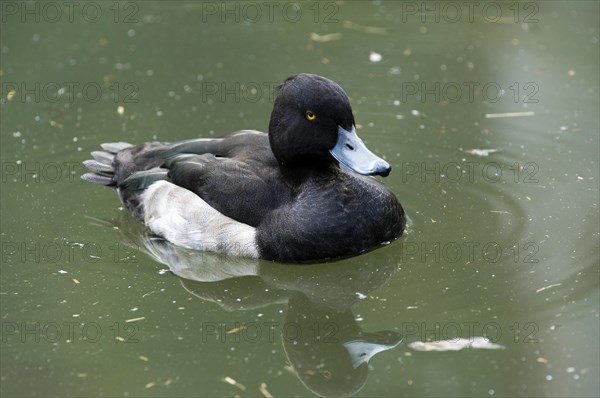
[82,141,172,220]
[81,142,134,186]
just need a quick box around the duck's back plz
[167,150,290,228]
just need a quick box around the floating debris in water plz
[259,382,273,398]
[485,111,535,118]
[226,325,247,334]
[222,376,246,391]
[463,148,500,157]
[309,32,342,42]
[409,337,505,351]
[369,51,383,63]
[536,283,562,293]
[356,292,367,299]
[72,278,80,284]
[342,20,389,34]
[117,106,125,116]
[50,120,64,129]
[125,317,146,323]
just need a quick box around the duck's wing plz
[165,153,286,227]
[82,130,268,187]
[83,130,283,226]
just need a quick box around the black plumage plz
[82,74,405,263]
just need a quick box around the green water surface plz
[1,1,598,397]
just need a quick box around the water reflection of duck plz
[111,224,402,397]
[83,74,405,263]
[283,292,401,397]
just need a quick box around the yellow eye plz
[306,111,316,121]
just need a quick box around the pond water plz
[1,1,598,397]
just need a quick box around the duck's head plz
[268,74,391,177]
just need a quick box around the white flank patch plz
[141,181,259,258]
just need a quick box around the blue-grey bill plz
[330,126,391,176]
